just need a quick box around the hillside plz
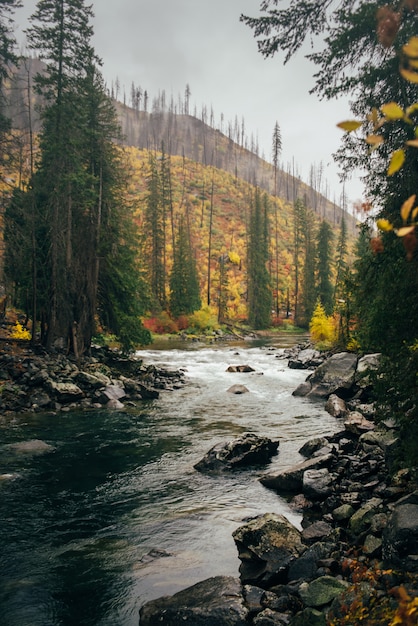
[115,100,357,234]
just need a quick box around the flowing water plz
[0,338,342,626]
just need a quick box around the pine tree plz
[169,215,201,318]
[0,0,20,172]
[142,152,166,311]
[316,219,335,315]
[247,189,272,329]
[6,0,150,354]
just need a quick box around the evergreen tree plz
[334,215,348,306]
[301,207,316,325]
[316,220,335,315]
[0,0,20,172]
[142,152,166,310]
[169,215,201,318]
[247,188,272,329]
[5,0,150,353]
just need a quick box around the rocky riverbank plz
[0,341,186,414]
[139,349,418,626]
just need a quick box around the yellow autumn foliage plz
[309,301,336,348]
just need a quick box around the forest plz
[0,1,417,455]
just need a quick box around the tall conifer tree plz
[247,189,272,329]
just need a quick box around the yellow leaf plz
[396,225,415,237]
[337,120,362,132]
[366,134,384,147]
[381,102,404,120]
[376,218,393,232]
[387,149,406,175]
[406,139,418,148]
[401,195,416,222]
[403,36,418,58]
[400,68,418,83]
[412,207,418,219]
[405,103,418,117]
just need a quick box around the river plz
[0,338,341,626]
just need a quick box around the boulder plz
[355,353,381,387]
[348,497,383,536]
[99,384,126,402]
[194,432,279,473]
[47,381,84,402]
[289,608,327,626]
[288,348,322,370]
[232,513,304,586]
[226,364,256,373]
[344,411,375,435]
[294,352,358,398]
[77,370,111,388]
[138,576,248,625]
[6,439,55,455]
[298,576,350,608]
[227,384,249,394]
[382,493,418,571]
[325,394,347,418]
[260,454,333,493]
[303,468,334,500]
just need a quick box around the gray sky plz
[15,0,365,208]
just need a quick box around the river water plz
[0,338,341,626]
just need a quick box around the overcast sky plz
[14,0,365,208]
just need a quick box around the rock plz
[303,468,333,500]
[138,576,248,625]
[299,438,329,458]
[105,399,125,410]
[100,384,126,402]
[232,513,304,586]
[299,352,358,399]
[363,534,382,556]
[288,541,332,582]
[344,411,375,435]
[298,576,350,607]
[6,439,55,455]
[260,454,333,493]
[355,353,381,387]
[289,607,327,626]
[47,381,84,402]
[383,498,418,571]
[292,381,312,397]
[349,498,383,536]
[332,504,355,522]
[77,370,111,388]
[288,348,322,370]
[194,432,279,473]
[227,384,250,394]
[253,608,290,625]
[325,394,347,418]
[226,364,255,372]
[301,522,333,544]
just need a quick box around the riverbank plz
[0,340,186,414]
[139,351,418,626]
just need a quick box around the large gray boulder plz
[382,491,418,572]
[293,352,358,398]
[232,513,304,586]
[47,381,84,402]
[260,454,333,493]
[194,432,279,473]
[138,576,248,625]
[298,576,350,607]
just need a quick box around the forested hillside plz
[1,55,355,340]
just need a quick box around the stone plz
[344,412,375,435]
[299,438,329,458]
[100,384,126,402]
[105,399,125,410]
[260,454,333,493]
[288,541,331,582]
[77,370,111,388]
[194,432,279,473]
[289,608,327,626]
[303,352,358,398]
[303,468,333,500]
[383,501,418,571]
[227,384,250,394]
[349,498,383,536]
[6,439,55,455]
[233,513,304,586]
[288,348,322,370]
[332,504,355,522]
[355,353,381,387]
[298,576,350,607]
[301,522,333,544]
[253,608,290,625]
[138,576,248,625]
[226,364,255,372]
[325,394,347,418]
[47,381,84,402]
[363,534,382,556]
